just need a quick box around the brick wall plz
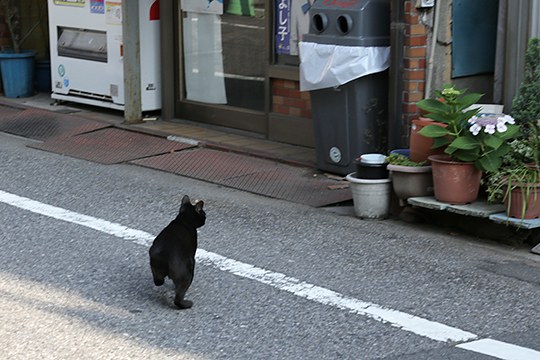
[403,1,428,128]
[271,79,312,119]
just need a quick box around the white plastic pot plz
[346,173,392,219]
[386,164,433,200]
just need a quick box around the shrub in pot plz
[486,38,540,218]
[416,85,520,204]
[488,164,540,219]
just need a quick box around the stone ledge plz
[408,196,540,229]
[489,213,540,230]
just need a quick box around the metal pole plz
[160,0,175,121]
[122,0,142,124]
[388,0,405,149]
[424,0,440,99]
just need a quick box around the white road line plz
[457,339,540,360]
[196,249,476,343]
[1,189,539,359]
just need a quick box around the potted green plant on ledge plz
[416,85,520,204]
[486,38,540,219]
[0,0,43,98]
[489,164,540,219]
[386,152,433,205]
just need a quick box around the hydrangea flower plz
[417,84,520,172]
[468,114,516,136]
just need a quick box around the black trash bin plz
[302,0,390,176]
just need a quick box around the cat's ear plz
[181,195,191,206]
[194,200,204,213]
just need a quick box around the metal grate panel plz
[132,149,351,207]
[0,107,110,140]
[30,128,196,164]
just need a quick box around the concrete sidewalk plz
[0,94,352,208]
[2,94,539,252]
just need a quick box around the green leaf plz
[416,99,449,113]
[477,154,503,172]
[449,136,480,150]
[432,136,452,149]
[483,135,503,149]
[462,108,481,119]
[489,143,511,158]
[498,124,521,140]
[418,125,450,138]
[452,148,480,162]
[423,113,452,124]
[457,93,484,109]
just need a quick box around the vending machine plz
[48,0,161,111]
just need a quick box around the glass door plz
[176,0,267,134]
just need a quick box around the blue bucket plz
[0,50,36,98]
[390,149,410,158]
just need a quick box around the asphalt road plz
[1,131,540,359]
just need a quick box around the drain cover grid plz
[30,128,196,164]
[133,149,351,207]
[0,107,110,141]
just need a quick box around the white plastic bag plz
[299,42,390,91]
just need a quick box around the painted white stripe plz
[0,190,154,248]
[457,339,540,360]
[196,249,476,343]
[1,189,540,357]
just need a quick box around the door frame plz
[169,0,270,135]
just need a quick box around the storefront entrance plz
[175,1,268,134]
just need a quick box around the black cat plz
[149,195,206,309]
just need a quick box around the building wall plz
[271,79,312,119]
[402,1,429,137]
[268,77,315,147]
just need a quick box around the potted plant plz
[489,164,540,219]
[0,0,44,97]
[486,38,540,219]
[346,172,392,219]
[416,85,520,204]
[386,152,433,204]
[409,117,446,163]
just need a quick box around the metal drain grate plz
[132,149,351,207]
[0,107,110,140]
[30,128,197,164]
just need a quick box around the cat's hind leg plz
[171,273,193,309]
[149,258,168,286]
[173,288,193,309]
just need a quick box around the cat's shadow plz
[150,280,179,310]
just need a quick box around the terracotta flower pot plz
[505,183,540,219]
[428,154,482,204]
[409,118,446,163]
